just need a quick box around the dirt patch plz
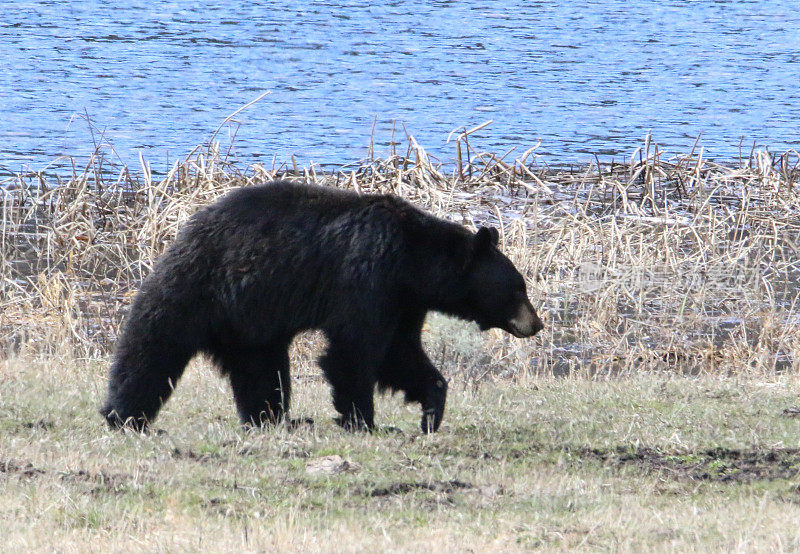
[579,445,800,482]
[18,419,56,431]
[0,458,46,479]
[363,479,473,497]
[170,447,222,462]
[59,468,134,486]
[434,437,800,484]
[0,457,137,494]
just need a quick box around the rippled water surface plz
[2,0,799,172]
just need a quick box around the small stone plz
[781,407,800,417]
[305,455,360,475]
[479,484,503,497]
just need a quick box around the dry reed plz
[2,132,799,378]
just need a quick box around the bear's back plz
[181,180,469,267]
[210,181,377,221]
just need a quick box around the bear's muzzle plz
[508,300,544,337]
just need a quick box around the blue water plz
[1,0,799,174]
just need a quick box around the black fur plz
[101,181,542,433]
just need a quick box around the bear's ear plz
[475,226,500,250]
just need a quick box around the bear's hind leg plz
[320,340,379,432]
[220,342,292,427]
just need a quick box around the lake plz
[2,0,799,174]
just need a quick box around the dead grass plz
[2,132,800,378]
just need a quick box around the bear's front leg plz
[379,348,447,433]
[102,316,197,431]
[419,374,448,434]
[377,313,448,433]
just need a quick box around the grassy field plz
[1,352,799,551]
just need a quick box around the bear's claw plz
[420,378,447,433]
[286,417,314,430]
[101,406,149,433]
[420,408,439,433]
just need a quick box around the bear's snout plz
[508,300,544,337]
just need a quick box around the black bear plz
[101,181,543,433]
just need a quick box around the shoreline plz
[2,132,796,185]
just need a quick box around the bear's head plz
[459,226,544,338]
